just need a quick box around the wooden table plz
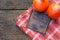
[0,0,32,40]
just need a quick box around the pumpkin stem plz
[49,0,54,4]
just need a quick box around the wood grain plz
[0,10,30,40]
[0,0,32,9]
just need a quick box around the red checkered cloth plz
[16,7,60,40]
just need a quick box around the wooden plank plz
[0,0,32,9]
[0,10,30,40]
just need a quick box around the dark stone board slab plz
[0,0,32,9]
[27,10,50,33]
[0,10,30,40]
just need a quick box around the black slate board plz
[27,10,50,33]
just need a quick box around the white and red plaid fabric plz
[16,7,60,40]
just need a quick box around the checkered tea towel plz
[16,7,60,40]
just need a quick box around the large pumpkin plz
[47,2,60,19]
[33,0,49,12]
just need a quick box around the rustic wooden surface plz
[0,10,30,40]
[0,0,32,40]
[0,0,32,9]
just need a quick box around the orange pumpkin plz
[33,0,49,12]
[47,3,60,19]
